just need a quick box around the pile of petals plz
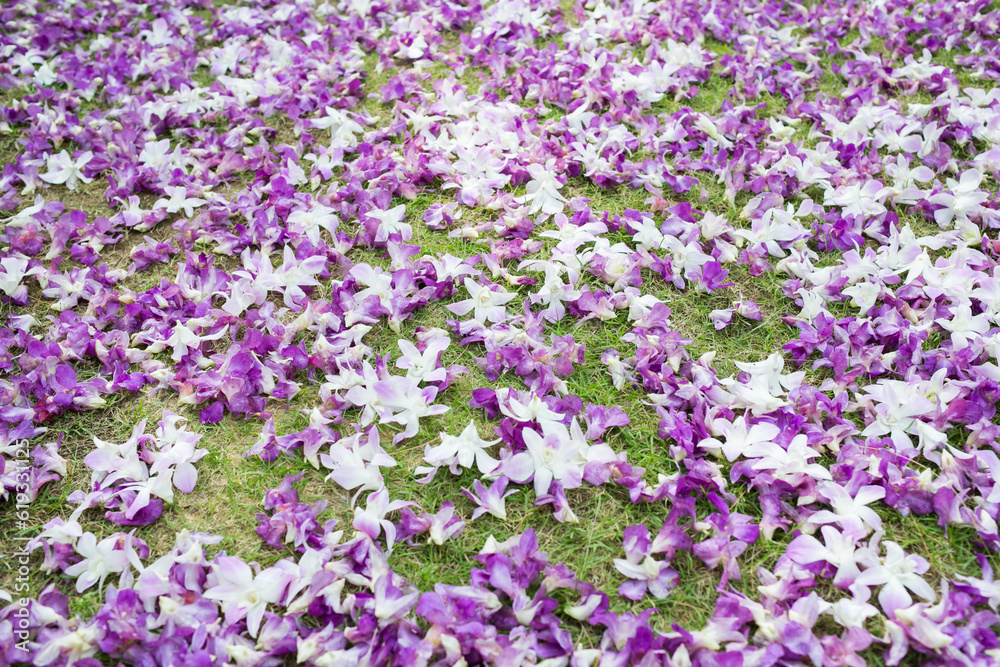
[67,412,208,527]
[2,0,1000,665]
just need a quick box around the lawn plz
[1,0,1000,665]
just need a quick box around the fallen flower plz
[614,525,679,601]
[39,150,93,190]
[447,277,517,323]
[463,476,517,520]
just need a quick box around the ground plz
[1,0,999,665]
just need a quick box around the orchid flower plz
[395,336,450,383]
[495,387,564,424]
[515,158,567,216]
[502,419,588,497]
[32,625,102,667]
[153,186,208,217]
[928,169,989,227]
[155,320,227,361]
[614,525,679,601]
[288,203,339,245]
[373,575,419,622]
[321,429,397,503]
[699,415,780,462]
[0,255,43,303]
[366,205,411,243]
[63,532,145,594]
[39,150,93,190]
[854,539,935,616]
[312,106,365,146]
[204,557,292,637]
[402,501,465,546]
[5,4,1000,664]
[806,482,885,538]
[371,375,450,443]
[463,477,517,520]
[447,277,517,323]
[746,435,833,486]
[352,488,415,551]
[415,420,501,480]
[787,525,877,588]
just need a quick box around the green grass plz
[1,0,997,661]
